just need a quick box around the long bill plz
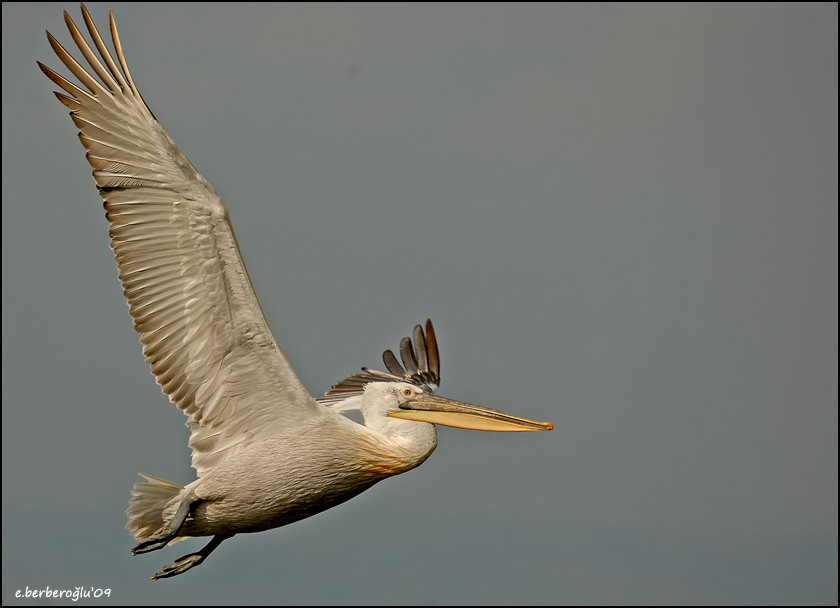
[388,394,553,432]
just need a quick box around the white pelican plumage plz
[39,5,553,580]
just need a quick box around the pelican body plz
[39,5,552,580]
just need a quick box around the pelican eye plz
[402,388,412,396]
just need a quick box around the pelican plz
[39,5,553,580]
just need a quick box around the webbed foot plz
[152,551,206,579]
[148,534,232,580]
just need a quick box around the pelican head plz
[318,320,553,433]
[388,384,553,432]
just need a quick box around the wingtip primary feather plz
[318,320,442,405]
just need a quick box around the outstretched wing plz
[39,5,322,478]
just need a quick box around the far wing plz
[317,320,441,406]
[39,6,323,478]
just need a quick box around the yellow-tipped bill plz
[388,393,553,432]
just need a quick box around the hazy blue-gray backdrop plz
[2,3,837,605]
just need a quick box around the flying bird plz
[39,5,553,580]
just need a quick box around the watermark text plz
[14,586,112,601]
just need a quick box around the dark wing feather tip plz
[318,320,442,403]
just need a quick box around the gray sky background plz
[2,3,837,605]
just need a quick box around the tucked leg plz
[151,534,233,580]
[132,490,200,555]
